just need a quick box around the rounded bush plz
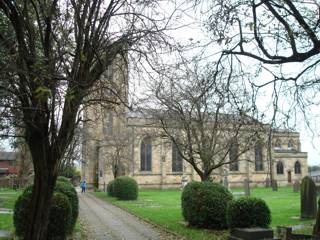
[226,197,271,228]
[14,190,72,239]
[57,176,72,186]
[107,180,116,197]
[181,181,233,229]
[114,176,138,200]
[46,192,72,240]
[54,181,79,234]
[14,189,32,237]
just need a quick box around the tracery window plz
[229,140,239,171]
[255,144,264,171]
[276,161,284,174]
[172,143,183,172]
[294,161,301,174]
[141,137,152,171]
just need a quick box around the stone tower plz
[82,54,128,188]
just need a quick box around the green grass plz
[0,188,81,237]
[0,188,21,232]
[92,187,316,240]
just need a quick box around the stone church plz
[82,56,308,189]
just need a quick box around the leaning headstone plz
[301,176,317,219]
[293,180,300,192]
[272,180,278,191]
[244,179,250,197]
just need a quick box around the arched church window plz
[141,136,152,171]
[288,139,294,150]
[295,161,301,174]
[172,143,183,172]
[229,140,239,171]
[276,161,284,174]
[274,139,281,149]
[255,143,264,171]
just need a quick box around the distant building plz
[0,152,18,177]
[82,57,308,189]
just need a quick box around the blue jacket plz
[81,181,86,188]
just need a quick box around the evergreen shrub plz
[46,192,72,240]
[54,181,79,234]
[181,181,233,229]
[226,197,271,228]
[57,176,72,186]
[114,176,138,200]
[107,180,116,197]
[14,190,72,240]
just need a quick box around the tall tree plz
[194,0,320,188]
[147,59,264,181]
[201,0,320,113]
[0,1,176,238]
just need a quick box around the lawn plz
[92,187,316,240]
[0,188,81,238]
[0,188,21,232]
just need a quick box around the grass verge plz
[92,186,316,240]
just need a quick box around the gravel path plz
[78,193,161,240]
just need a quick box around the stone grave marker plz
[301,176,317,219]
[229,227,274,240]
[293,180,300,192]
[223,174,229,189]
[265,177,271,188]
[272,180,278,191]
[244,179,250,197]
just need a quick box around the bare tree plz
[0,1,178,238]
[200,1,320,120]
[147,58,264,181]
[103,131,130,179]
[191,0,320,188]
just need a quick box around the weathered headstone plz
[293,180,300,192]
[314,199,320,237]
[265,177,271,188]
[181,176,188,189]
[277,226,292,240]
[229,228,273,240]
[272,180,278,191]
[244,179,250,197]
[223,175,229,189]
[301,176,317,219]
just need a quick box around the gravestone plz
[272,180,278,191]
[223,175,229,189]
[301,176,317,219]
[181,176,188,189]
[244,179,250,197]
[293,180,300,192]
[277,226,292,240]
[265,177,271,188]
[228,228,274,240]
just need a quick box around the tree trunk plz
[26,167,56,240]
[200,172,212,182]
[24,130,58,240]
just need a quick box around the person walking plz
[81,180,87,194]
